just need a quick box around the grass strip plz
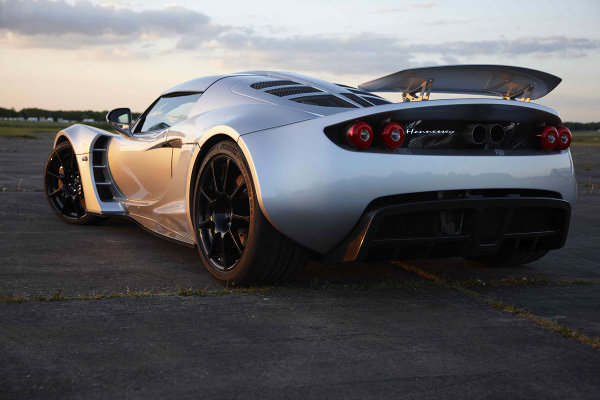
[0,279,434,304]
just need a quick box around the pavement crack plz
[392,262,600,352]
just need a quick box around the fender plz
[53,124,125,215]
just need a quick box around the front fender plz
[52,124,125,215]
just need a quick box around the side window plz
[134,93,202,134]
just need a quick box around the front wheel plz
[44,142,101,225]
[192,140,309,286]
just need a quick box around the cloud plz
[0,0,222,39]
[0,0,598,75]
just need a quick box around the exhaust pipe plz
[486,124,505,145]
[462,124,486,145]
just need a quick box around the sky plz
[0,0,599,121]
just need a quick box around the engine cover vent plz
[251,80,299,89]
[362,96,391,105]
[266,86,322,97]
[340,93,374,107]
[290,94,357,108]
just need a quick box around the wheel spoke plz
[197,217,212,228]
[229,181,245,200]
[209,234,222,258]
[222,158,230,193]
[75,200,82,218]
[228,231,243,254]
[231,213,250,223]
[48,187,63,197]
[56,151,65,171]
[61,197,72,216]
[46,171,60,179]
[200,188,214,204]
[210,161,218,193]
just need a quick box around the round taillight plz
[381,122,405,148]
[346,121,373,149]
[538,126,558,150]
[556,127,572,150]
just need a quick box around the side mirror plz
[106,108,133,137]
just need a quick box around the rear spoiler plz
[358,65,562,102]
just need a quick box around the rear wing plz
[358,65,562,102]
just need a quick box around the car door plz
[108,92,202,204]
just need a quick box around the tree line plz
[0,106,598,130]
[0,107,140,121]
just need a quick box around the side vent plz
[290,95,357,108]
[91,136,122,202]
[266,86,322,97]
[251,80,299,89]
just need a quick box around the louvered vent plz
[251,80,299,89]
[340,93,374,107]
[290,95,357,108]
[266,86,322,97]
[91,136,123,202]
[348,88,385,99]
[362,96,391,105]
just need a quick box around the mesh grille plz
[349,88,384,98]
[362,96,391,105]
[265,86,322,97]
[251,80,299,89]
[290,95,357,108]
[340,93,374,107]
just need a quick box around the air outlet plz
[266,86,322,97]
[348,88,384,98]
[290,95,357,108]
[362,96,391,105]
[251,80,299,90]
[340,93,374,107]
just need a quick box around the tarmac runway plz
[1,134,599,399]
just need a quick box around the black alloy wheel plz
[192,140,310,286]
[195,153,250,271]
[44,142,99,224]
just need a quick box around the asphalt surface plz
[1,134,600,399]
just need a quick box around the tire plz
[44,141,102,225]
[464,250,549,267]
[192,140,309,286]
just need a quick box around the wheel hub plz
[211,192,232,235]
[62,174,82,199]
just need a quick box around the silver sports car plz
[44,65,575,285]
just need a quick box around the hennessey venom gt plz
[44,65,576,285]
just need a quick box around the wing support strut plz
[402,78,434,102]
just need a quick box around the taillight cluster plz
[538,126,571,151]
[346,121,405,150]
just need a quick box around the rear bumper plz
[239,116,576,254]
[320,190,571,263]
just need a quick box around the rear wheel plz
[192,140,309,286]
[44,142,101,225]
[464,250,549,267]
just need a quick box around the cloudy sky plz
[0,0,599,121]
